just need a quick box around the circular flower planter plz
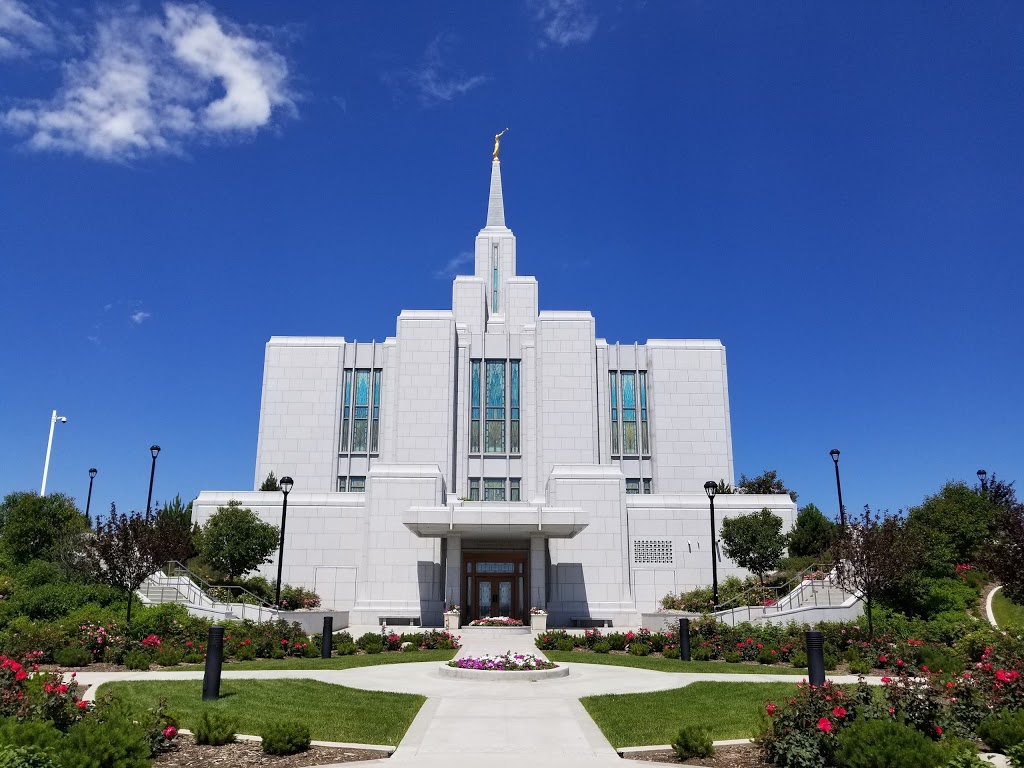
[438,651,569,681]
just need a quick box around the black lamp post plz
[85,468,97,526]
[274,476,294,608]
[977,469,987,497]
[146,445,161,517]
[830,449,846,530]
[704,481,720,611]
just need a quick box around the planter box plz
[443,612,461,631]
[530,614,548,633]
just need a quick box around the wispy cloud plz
[434,251,474,279]
[0,0,54,58]
[386,35,487,107]
[3,3,294,160]
[530,0,598,47]
[130,310,151,325]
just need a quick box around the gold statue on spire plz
[493,128,509,160]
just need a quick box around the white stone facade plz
[193,158,796,627]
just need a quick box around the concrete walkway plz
[73,635,870,768]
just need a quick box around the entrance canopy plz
[403,503,588,539]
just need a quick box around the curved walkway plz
[73,634,875,768]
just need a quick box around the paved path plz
[73,635,874,768]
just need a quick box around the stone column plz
[530,536,546,610]
[445,535,462,610]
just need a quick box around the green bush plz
[849,659,871,675]
[791,650,808,668]
[556,638,575,653]
[362,640,383,655]
[101,646,123,665]
[662,646,680,659]
[17,561,65,589]
[824,654,838,671]
[123,650,150,671]
[336,642,357,656]
[915,643,964,675]
[355,632,380,650]
[627,643,650,657]
[271,648,286,659]
[0,721,62,751]
[1007,743,1024,768]
[61,715,151,768]
[53,647,92,667]
[152,649,182,667]
[834,718,944,768]
[592,641,610,654]
[724,651,741,663]
[758,648,778,665]
[0,746,59,768]
[235,645,256,661]
[260,721,311,755]
[941,737,989,768]
[607,633,626,651]
[978,709,1024,753]
[692,647,712,661]
[672,725,713,760]
[193,711,236,746]
[182,652,204,664]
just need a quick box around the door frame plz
[462,551,529,622]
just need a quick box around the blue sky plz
[1,1,1021,520]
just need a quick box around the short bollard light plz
[202,626,225,701]
[805,630,825,687]
[679,618,691,662]
[322,616,333,659]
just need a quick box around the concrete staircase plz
[712,565,862,626]
[137,563,281,623]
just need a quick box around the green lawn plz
[544,651,806,675]
[168,649,456,671]
[99,679,424,745]
[580,681,796,747]
[992,588,1024,631]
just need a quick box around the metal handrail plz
[711,561,855,625]
[715,561,831,612]
[141,561,281,623]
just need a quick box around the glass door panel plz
[478,580,492,619]
[498,581,512,616]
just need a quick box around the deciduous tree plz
[720,508,787,584]
[197,500,279,582]
[738,470,798,502]
[788,503,838,558]
[80,503,159,624]
[0,491,87,566]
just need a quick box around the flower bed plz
[448,651,556,671]
[468,616,524,627]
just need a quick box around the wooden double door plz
[463,552,528,622]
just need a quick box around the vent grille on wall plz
[633,540,673,564]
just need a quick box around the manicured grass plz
[544,650,806,675]
[581,681,795,747]
[992,588,1024,631]
[99,679,424,745]
[169,649,456,671]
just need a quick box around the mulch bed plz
[623,744,769,767]
[154,735,389,767]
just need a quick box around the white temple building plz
[193,152,796,628]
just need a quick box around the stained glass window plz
[370,369,381,453]
[349,476,365,492]
[492,261,499,313]
[621,371,638,454]
[643,478,652,494]
[470,360,481,453]
[352,369,370,452]
[469,478,480,501]
[484,478,505,501]
[625,478,640,494]
[509,478,520,502]
[340,369,352,451]
[639,371,649,455]
[485,360,505,453]
[609,372,619,455]
[510,360,520,453]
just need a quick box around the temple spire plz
[485,158,506,229]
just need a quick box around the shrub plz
[628,643,650,657]
[607,633,626,651]
[0,746,60,768]
[53,647,92,668]
[362,640,383,655]
[356,632,381,651]
[336,642,357,656]
[941,737,990,768]
[235,645,256,661]
[61,714,151,768]
[1008,743,1024,768]
[692,647,712,662]
[834,718,944,768]
[279,585,321,611]
[672,725,713,760]
[916,643,964,675]
[724,651,741,663]
[335,630,353,645]
[260,721,311,755]
[758,648,778,665]
[192,710,236,746]
[123,651,150,671]
[556,639,575,653]
[662,646,680,659]
[592,642,610,654]
[271,648,286,659]
[0,720,62,751]
[824,654,838,671]
[849,660,871,675]
[791,651,808,668]
[978,709,1024,753]
[101,647,123,665]
[152,649,182,667]
[182,652,204,664]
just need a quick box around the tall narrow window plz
[625,478,640,495]
[484,478,505,501]
[469,478,480,501]
[643,478,652,494]
[352,369,370,452]
[492,245,499,313]
[341,369,353,451]
[509,478,521,502]
[470,360,481,453]
[621,371,638,454]
[639,371,649,454]
[349,476,366,493]
[485,360,505,452]
[370,369,381,453]
[510,360,520,453]
[609,372,619,455]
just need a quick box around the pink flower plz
[832,706,847,718]
[164,726,177,739]
[817,718,832,733]
[881,676,892,684]
[766,703,777,716]
[77,701,87,709]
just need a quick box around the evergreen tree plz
[260,472,281,491]
[788,503,838,558]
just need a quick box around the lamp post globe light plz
[704,480,720,612]
[977,469,987,496]
[274,476,294,609]
[40,410,68,497]
[146,445,161,517]
[85,468,97,524]
[830,449,846,530]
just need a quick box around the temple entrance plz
[463,552,528,622]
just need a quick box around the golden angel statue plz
[493,128,509,160]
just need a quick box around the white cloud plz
[531,0,598,47]
[3,3,294,160]
[434,251,474,279]
[390,35,487,107]
[0,0,54,58]
[130,310,151,324]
